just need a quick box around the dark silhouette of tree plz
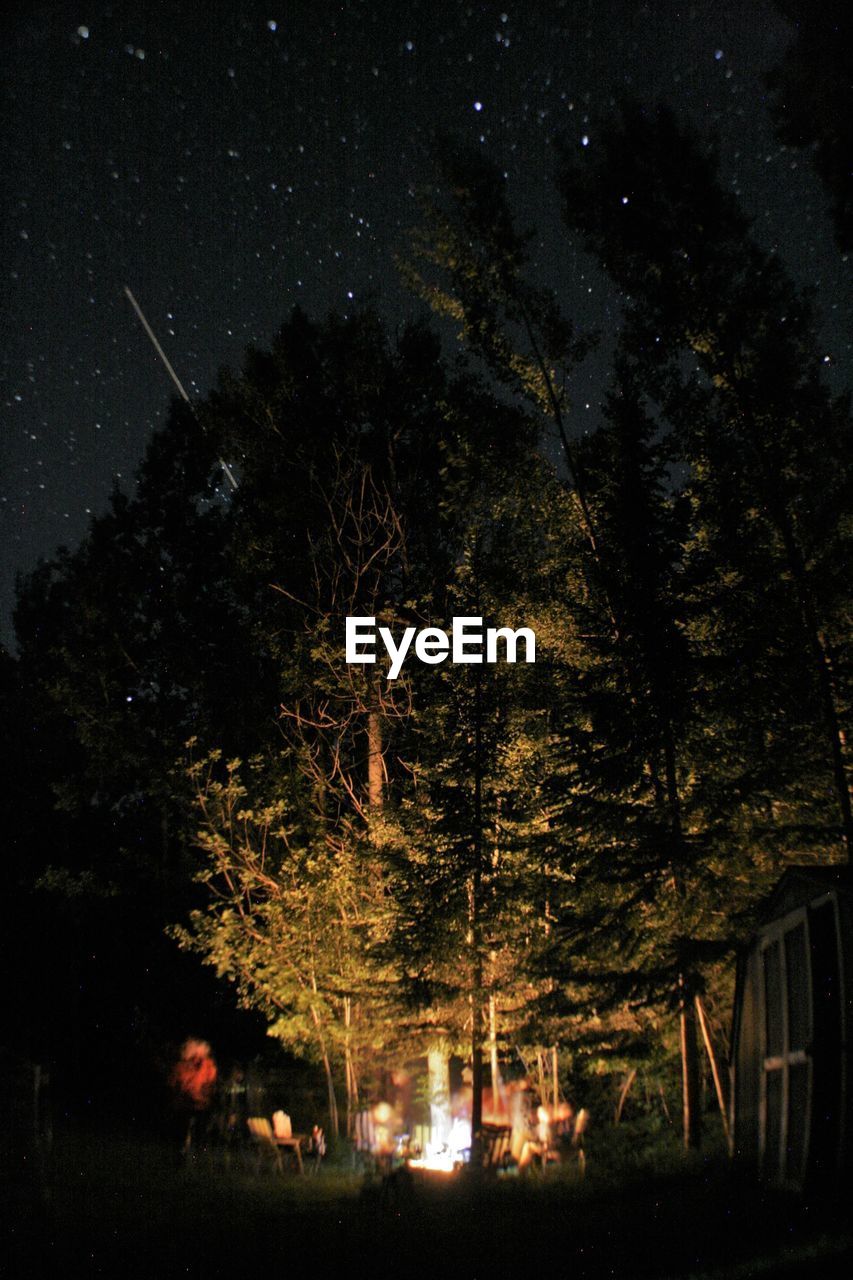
[403,107,851,1148]
[10,400,276,1100]
[555,102,852,862]
[171,307,546,1138]
[766,0,853,251]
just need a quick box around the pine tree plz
[400,121,852,1146]
[536,351,772,1147]
[555,102,852,861]
[11,399,277,1090]
[379,437,557,1161]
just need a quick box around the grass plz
[3,1123,851,1278]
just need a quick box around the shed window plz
[763,939,783,1058]
[761,911,812,1185]
[785,923,808,1051]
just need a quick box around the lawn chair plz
[271,1110,305,1173]
[247,1116,283,1174]
[481,1123,514,1171]
[457,1123,514,1171]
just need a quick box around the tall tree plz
[175,307,544,1134]
[536,352,772,1148]
[11,400,277,1095]
[555,102,852,861]
[403,143,711,1145]
[403,116,851,1146]
[178,456,410,1135]
[380,434,556,1159]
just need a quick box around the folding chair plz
[247,1116,283,1173]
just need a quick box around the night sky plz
[2,0,850,648]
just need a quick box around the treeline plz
[4,108,850,1148]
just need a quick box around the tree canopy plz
[8,104,850,1154]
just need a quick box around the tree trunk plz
[679,977,702,1150]
[322,1048,339,1139]
[308,1001,339,1138]
[468,667,485,1168]
[551,1044,559,1111]
[367,707,384,813]
[660,721,703,1151]
[471,987,484,1167]
[488,994,503,1117]
[343,995,359,1139]
[428,1046,451,1149]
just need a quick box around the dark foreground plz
[3,1130,851,1279]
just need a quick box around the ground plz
[3,1126,851,1278]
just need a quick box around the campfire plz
[408,1116,471,1173]
[352,1067,585,1175]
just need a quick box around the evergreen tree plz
[555,102,852,861]
[11,401,276,1094]
[404,143,710,1144]
[379,436,557,1158]
[537,352,773,1147]
[403,117,851,1145]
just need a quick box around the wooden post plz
[551,1045,559,1111]
[695,995,732,1152]
[614,1067,637,1125]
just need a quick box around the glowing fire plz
[408,1116,471,1173]
[408,1150,457,1174]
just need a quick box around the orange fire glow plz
[170,1037,217,1110]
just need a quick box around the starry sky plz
[2,0,850,648]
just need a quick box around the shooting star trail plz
[124,286,238,491]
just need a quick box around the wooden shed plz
[730,867,852,1188]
